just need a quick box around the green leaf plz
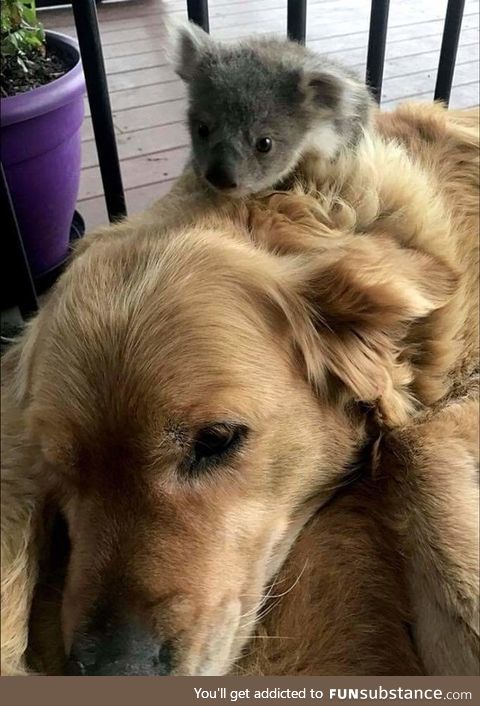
[0,0,46,68]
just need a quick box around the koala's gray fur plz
[172,22,374,197]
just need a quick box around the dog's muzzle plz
[65,620,172,676]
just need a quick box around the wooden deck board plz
[79,146,188,200]
[84,22,479,79]
[81,121,190,171]
[39,0,479,232]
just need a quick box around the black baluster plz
[287,0,307,45]
[72,0,127,222]
[365,0,390,104]
[434,0,466,105]
[187,0,210,32]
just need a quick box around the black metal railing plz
[1,0,468,328]
[287,0,307,44]
[187,0,210,33]
[72,0,127,223]
[434,0,466,104]
[365,0,390,104]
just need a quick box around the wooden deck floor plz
[39,0,480,231]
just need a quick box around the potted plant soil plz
[1,0,85,296]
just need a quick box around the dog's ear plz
[168,20,212,83]
[281,235,458,425]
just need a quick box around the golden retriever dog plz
[238,384,479,676]
[1,102,478,676]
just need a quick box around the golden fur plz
[1,102,479,676]
[237,383,479,676]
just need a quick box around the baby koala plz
[173,22,374,197]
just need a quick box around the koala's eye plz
[198,124,210,139]
[191,423,247,469]
[256,137,272,153]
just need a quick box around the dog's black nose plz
[205,163,237,191]
[65,622,172,676]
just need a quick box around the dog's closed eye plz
[189,423,249,474]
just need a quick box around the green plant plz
[1,0,45,73]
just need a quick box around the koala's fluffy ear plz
[303,70,345,111]
[302,66,366,114]
[168,20,211,82]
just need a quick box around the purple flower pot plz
[1,31,85,277]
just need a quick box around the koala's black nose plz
[65,622,172,676]
[205,163,237,191]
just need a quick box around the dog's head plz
[12,206,455,675]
